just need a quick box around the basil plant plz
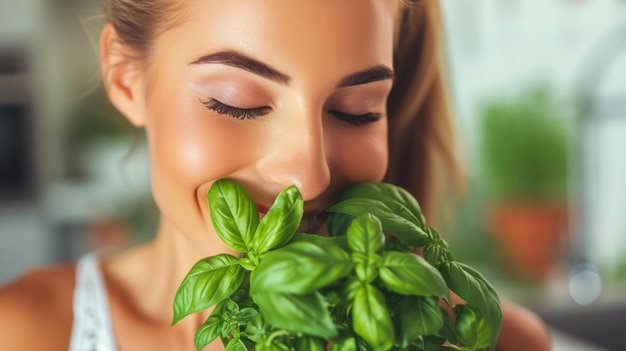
[172,179,502,351]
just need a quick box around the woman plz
[0,0,551,350]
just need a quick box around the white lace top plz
[69,254,118,351]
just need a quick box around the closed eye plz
[201,98,271,120]
[329,110,383,126]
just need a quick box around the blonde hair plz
[102,0,464,220]
[386,1,463,221]
[103,0,186,59]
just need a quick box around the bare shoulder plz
[0,263,76,351]
[497,300,552,351]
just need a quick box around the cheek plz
[143,94,259,234]
[329,123,389,184]
[149,107,234,191]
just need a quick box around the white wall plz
[0,0,41,42]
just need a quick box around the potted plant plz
[478,87,571,281]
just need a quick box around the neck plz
[147,216,236,315]
[105,216,235,349]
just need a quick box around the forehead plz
[151,0,396,81]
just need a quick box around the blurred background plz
[441,1,626,349]
[0,0,155,282]
[0,0,625,350]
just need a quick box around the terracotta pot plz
[488,202,569,281]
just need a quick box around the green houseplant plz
[479,87,571,281]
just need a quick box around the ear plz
[100,23,146,127]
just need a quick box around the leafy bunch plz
[172,180,502,351]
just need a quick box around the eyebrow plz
[190,50,291,85]
[190,50,394,87]
[337,65,395,88]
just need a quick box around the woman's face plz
[135,0,395,249]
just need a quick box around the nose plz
[256,106,331,201]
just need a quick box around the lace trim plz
[69,253,118,351]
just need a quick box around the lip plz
[256,204,270,216]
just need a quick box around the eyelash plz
[201,98,383,126]
[201,98,270,120]
[329,110,383,126]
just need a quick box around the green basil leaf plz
[352,283,394,351]
[253,341,272,351]
[172,254,244,324]
[423,344,456,351]
[354,257,380,284]
[453,305,491,351]
[328,198,429,247]
[251,241,352,295]
[440,262,502,349]
[329,337,357,351]
[275,342,293,351]
[423,244,446,268]
[340,182,426,228]
[243,313,267,343]
[347,213,385,255]
[379,251,449,299]
[209,179,259,252]
[423,334,447,348]
[291,232,348,250]
[394,296,444,348]
[194,315,222,350]
[347,214,384,283]
[327,211,357,237]
[237,307,258,324]
[425,228,452,265]
[438,306,458,346]
[341,277,362,303]
[225,338,247,351]
[256,341,291,351]
[379,199,426,232]
[294,336,327,351]
[252,185,303,254]
[253,291,337,338]
[223,298,239,316]
[239,257,256,271]
[356,337,377,351]
[426,227,442,243]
